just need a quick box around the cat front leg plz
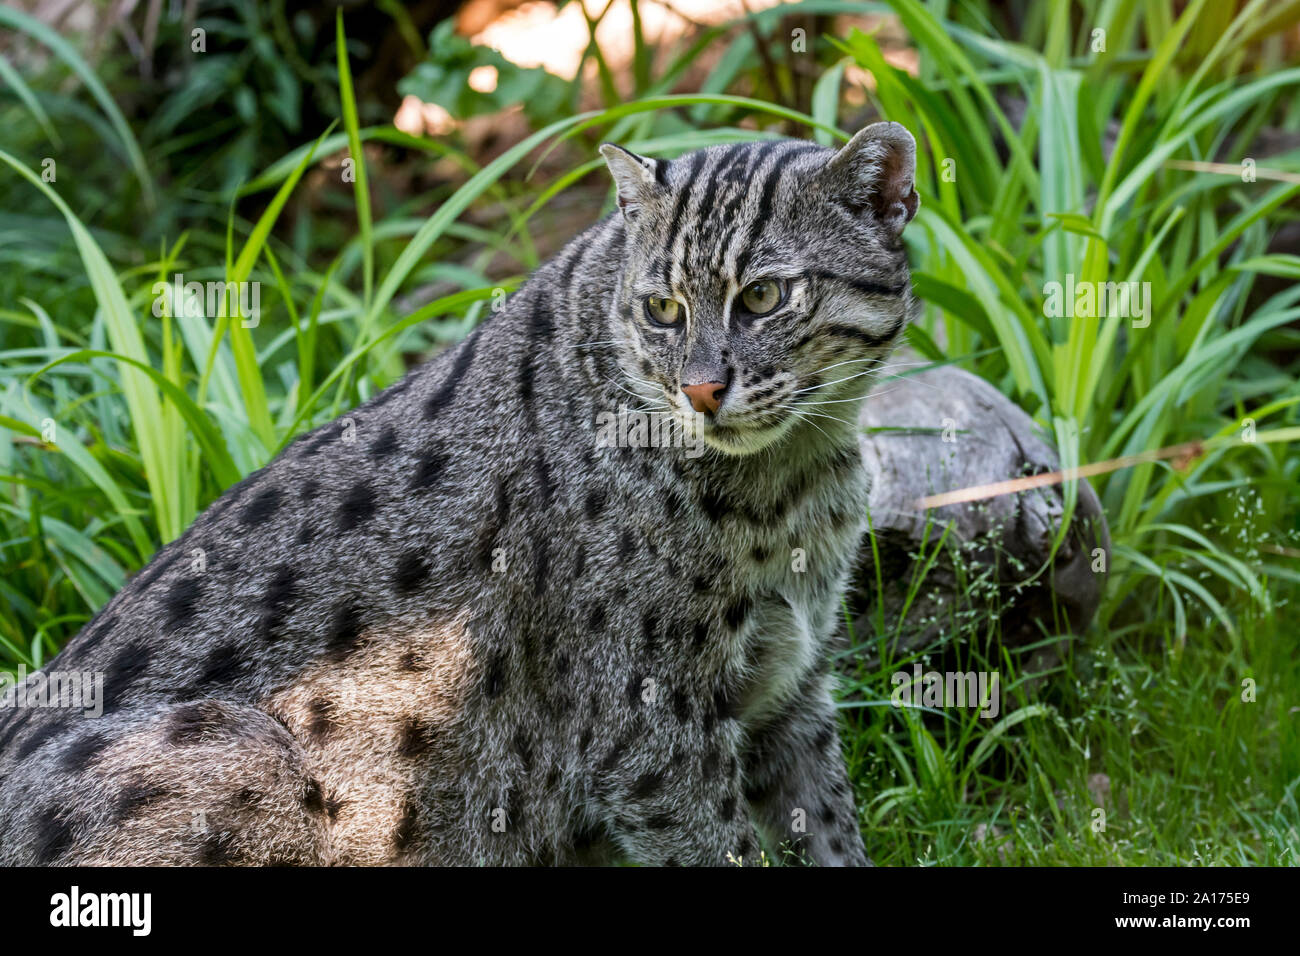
[590,721,764,867]
[742,673,869,866]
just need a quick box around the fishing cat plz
[0,122,919,866]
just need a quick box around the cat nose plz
[682,381,727,415]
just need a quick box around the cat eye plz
[739,279,787,316]
[645,296,682,327]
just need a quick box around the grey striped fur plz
[0,122,918,866]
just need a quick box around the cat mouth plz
[684,412,796,455]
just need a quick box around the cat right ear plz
[822,121,919,237]
[599,144,664,220]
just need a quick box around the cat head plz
[599,122,918,456]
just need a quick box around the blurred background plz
[2,0,1299,864]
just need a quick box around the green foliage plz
[0,0,1297,864]
[398,20,571,126]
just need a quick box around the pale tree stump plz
[852,363,1110,665]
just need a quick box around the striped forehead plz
[652,140,830,287]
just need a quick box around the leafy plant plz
[1,0,1296,865]
[398,20,571,126]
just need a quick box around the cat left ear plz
[822,121,919,237]
[599,143,664,220]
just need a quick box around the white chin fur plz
[694,414,797,456]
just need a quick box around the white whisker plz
[792,365,882,395]
[775,403,855,427]
[872,371,943,392]
[603,375,659,406]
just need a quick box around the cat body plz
[0,123,918,866]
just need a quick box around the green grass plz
[2,1,1298,864]
[844,492,1299,864]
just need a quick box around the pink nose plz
[682,381,726,415]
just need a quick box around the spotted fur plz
[0,123,919,866]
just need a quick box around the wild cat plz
[0,122,918,866]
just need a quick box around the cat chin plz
[695,415,797,456]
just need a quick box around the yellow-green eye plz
[645,296,682,326]
[740,279,786,316]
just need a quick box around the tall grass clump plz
[0,1,1296,863]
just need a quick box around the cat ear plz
[822,121,919,236]
[599,143,664,219]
